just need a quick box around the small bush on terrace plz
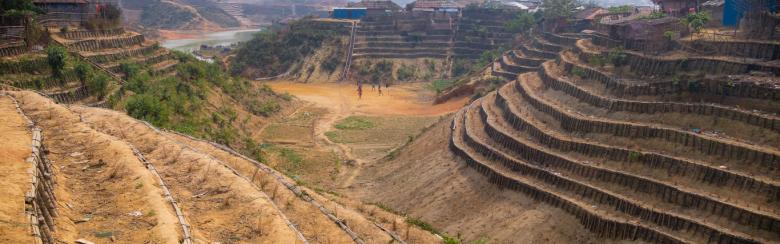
[86,72,109,99]
[46,45,67,79]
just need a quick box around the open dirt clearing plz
[0,95,34,243]
[264,81,465,192]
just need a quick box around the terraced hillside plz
[50,28,179,80]
[447,29,780,242]
[0,90,438,243]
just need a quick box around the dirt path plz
[0,95,34,243]
[267,81,468,188]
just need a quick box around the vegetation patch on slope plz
[113,51,291,163]
[230,18,342,78]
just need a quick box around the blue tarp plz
[723,0,776,26]
[332,8,367,19]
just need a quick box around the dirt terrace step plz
[0,44,27,58]
[102,50,172,73]
[500,54,537,74]
[357,35,452,43]
[541,60,780,133]
[352,52,448,59]
[13,91,183,243]
[577,39,780,77]
[533,36,565,54]
[542,32,579,47]
[482,91,780,239]
[519,44,558,60]
[449,109,688,243]
[515,73,780,173]
[495,82,780,208]
[492,62,517,80]
[85,44,158,64]
[73,107,305,243]
[559,50,780,103]
[679,38,780,60]
[58,28,125,40]
[353,41,452,49]
[463,97,769,243]
[67,34,145,52]
[353,47,449,54]
[508,50,546,67]
[151,59,179,74]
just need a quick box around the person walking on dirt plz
[378,85,383,96]
[357,80,363,99]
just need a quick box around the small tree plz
[74,62,93,86]
[682,11,711,38]
[505,11,535,34]
[541,0,579,19]
[46,45,68,80]
[86,72,109,99]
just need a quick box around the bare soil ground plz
[72,106,303,243]
[264,81,467,190]
[0,95,34,243]
[11,91,181,243]
[265,80,611,242]
[352,118,612,243]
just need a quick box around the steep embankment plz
[353,117,604,243]
[3,90,438,243]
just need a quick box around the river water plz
[161,28,262,53]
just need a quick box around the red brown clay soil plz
[0,95,34,243]
[10,91,182,243]
[351,117,613,243]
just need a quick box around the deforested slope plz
[432,25,780,242]
[10,91,183,243]
[354,117,606,243]
[1,90,437,243]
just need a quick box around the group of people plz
[356,80,389,99]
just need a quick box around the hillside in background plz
[121,0,240,31]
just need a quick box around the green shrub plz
[505,11,535,34]
[86,72,109,99]
[429,79,455,93]
[406,217,438,234]
[571,67,586,78]
[396,64,416,81]
[628,151,642,162]
[253,101,281,117]
[126,94,171,127]
[46,45,67,79]
[74,62,93,84]
[320,52,341,74]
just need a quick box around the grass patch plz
[324,131,341,142]
[334,116,375,130]
[428,79,455,93]
[406,217,439,234]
